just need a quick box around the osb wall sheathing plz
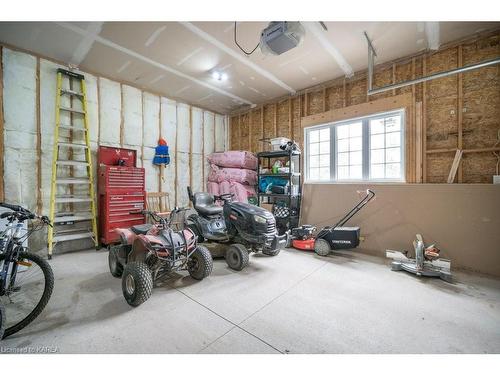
[0,46,228,249]
[229,30,500,184]
[250,108,262,152]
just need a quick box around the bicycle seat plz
[131,223,153,235]
[193,192,223,216]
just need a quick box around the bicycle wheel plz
[0,301,5,340]
[0,251,54,338]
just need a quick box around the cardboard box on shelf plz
[261,203,273,213]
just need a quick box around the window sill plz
[305,180,407,185]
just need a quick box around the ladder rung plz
[53,214,94,223]
[56,160,89,166]
[56,196,92,203]
[57,68,85,80]
[61,89,83,97]
[58,142,88,149]
[60,106,85,114]
[59,124,86,131]
[56,178,91,184]
[53,231,94,243]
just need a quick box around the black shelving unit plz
[257,149,302,234]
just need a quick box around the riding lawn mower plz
[186,187,288,271]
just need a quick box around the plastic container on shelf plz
[270,137,291,151]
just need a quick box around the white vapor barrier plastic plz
[176,103,190,153]
[175,103,191,206]
[122,85,143,147]
[143,92,160,148]
[191,154,203,194]
[160,98,177,209]
[215,114,226,152]
[98,78,121,146]
[3,49,37,210]
[190,108,203,194]
[191,107,203,154]
[143,146,159,192]
[203,111,215,191]
[85,74,99,143]
[176,152,190,207]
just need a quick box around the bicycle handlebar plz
[0,202,51,226]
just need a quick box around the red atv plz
[107,208,213,307]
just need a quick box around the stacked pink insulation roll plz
[206,151,258,204]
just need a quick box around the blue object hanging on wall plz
[153,138,170,166]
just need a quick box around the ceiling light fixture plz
[212,71,228,81]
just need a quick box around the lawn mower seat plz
[193,192,223,216]
[131,223,153,235]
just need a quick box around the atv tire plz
[188,245,213,280]
[225,244,249,271]
[108,246,123,278]
[122,262,153,307]
[314,238,331,257]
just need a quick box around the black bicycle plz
[0,202,54,339]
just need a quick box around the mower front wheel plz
[314,238,331,257]
[225,244,249,271]
[121,262,153,307]
[262,248,280,256]
[188,245,213,280]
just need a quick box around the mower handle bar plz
[334,189,375,228]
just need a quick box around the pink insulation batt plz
[208,151,257,170]
[208,165,257,185]
[207,182,220,196]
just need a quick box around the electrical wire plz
[234,22,260,56]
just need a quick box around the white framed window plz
[305,109,405,182]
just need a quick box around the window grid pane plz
[306,111,404,182]
[336,122,363,180]
[308,127,330,180]
[369,114,402,180]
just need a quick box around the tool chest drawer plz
[99,192,146,244]
[98,166,145,191]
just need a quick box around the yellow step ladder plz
[47,68,98,259]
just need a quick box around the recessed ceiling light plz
[212,71,228,81]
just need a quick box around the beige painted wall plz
[301,183,500,277]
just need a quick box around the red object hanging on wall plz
[98,146,146,245]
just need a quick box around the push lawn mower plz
[186,187,288,271]
[291,189,375,256]
[108,207,213,307]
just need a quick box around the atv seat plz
[131,223,153,235]
[193,192,223,216]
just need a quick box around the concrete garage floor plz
[1,248,499,354]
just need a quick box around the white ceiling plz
[0,21,498,114]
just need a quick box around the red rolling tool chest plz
[98,146,146,245]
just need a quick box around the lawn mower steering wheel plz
[215,193,234,202]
